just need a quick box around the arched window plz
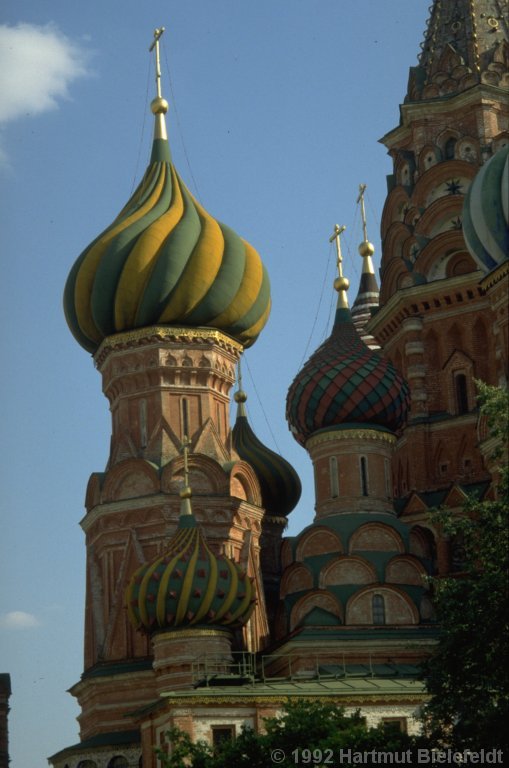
[107,757,129,768]
[360,456,369,496]
[455,373,469,414]
[329,456,339,498]
[372,594,385,625]
[445,137,456,159]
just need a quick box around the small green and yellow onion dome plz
[232,387,301,517]
[126,504,256,633]
[462,144,509,273]
[286,271,409,447]
[64,94,271,353]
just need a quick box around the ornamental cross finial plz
[181,434,191,489]
[149,27,165,99]
[355,183,376,272]
[329,224,349,309]
[357,183,369,243]
[179,435,193,514]
[329,224,346,279]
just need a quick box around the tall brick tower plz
[51,29,299,767]
[367,1,508,512]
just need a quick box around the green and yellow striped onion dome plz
[232,389,301,517]
[462,144,509,273]
[126,513,256,633]
[64,119,271,353]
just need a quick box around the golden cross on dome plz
[357,184,369,243]
[180,436,192,512]
[181,434,191,488]
[356,183,376,271]
[329,224,349,309]
[149,27,169,141]
[149,27,165,99]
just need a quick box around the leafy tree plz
[156,699,419,768]
[422,383,509,751]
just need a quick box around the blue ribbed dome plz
[462,145,509,272]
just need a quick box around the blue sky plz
[0,2,427,765]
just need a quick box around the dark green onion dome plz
[126,510,256,633]
[64,97,271,354]
[286,306,409,447]
[462,145,509,273]
[232,388,301,517]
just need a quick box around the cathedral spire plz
[351,185,380,348]
[329,224,349,309]
[407,0,509,102]
[149,27,168,141]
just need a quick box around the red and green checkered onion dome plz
[462,144,509,273]
[64,133,271,354]
[126,514,256,633]
[232,395,301,517]
[286,308,409,446]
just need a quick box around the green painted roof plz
[232,397,301,516]
[49,730,140,761]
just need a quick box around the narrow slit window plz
[181,397,189,438]
[372,594,385,625]
[139,399,147,448]
[329,456,339,498]
[360,456,369,496]
[455,373,468,414]
[384,458,391,498]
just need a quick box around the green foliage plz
[156,700,419,768]
[422,384,509,751]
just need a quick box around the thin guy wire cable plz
[297,240,335,369]
[130,55,152,194]
[244,356,283,455]
[162,41,202,202]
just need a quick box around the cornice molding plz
[306,428,396,450]
[94,326,243,367]
[380,85,508,148]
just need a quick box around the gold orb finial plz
[334,276,350,293]
[358,240,375,258]
[234,389,247,404]
[151,96,169,115]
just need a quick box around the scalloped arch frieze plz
[101,459,160,503]
[346,585,419,625]
[161,453,229,496]
[413,194,464,240]
[382,221,414,264]
[379,258,414,305]
[228,460,263,507]
[295,526,343,561]
[413,230,471,281]
[349,522,405,554]
[418,144,442,174]
[290,589,343,630]
[280,538,294,570]
[381,186,411,240]
[385,555,428,586]
[85,473,104,511]
[280,563,314,597]
[319,555,377,588]
[411,159,475,209]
